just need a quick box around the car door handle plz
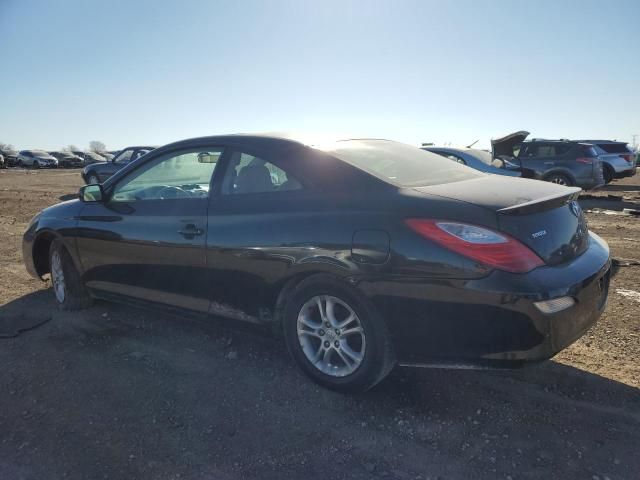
[178,224,204,237]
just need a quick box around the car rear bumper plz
[614,166,636,178]
[355,232,610,367]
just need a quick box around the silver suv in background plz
[17,150,58,168]
[577,140,636,183]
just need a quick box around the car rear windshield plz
[318,140,483,187]
[466,149,494,165]
[596,143,632,154]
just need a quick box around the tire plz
[603,165,614,184]
[49,239,93,310]
[87,174,100,184]
[17,159,23,168]
[545,173,573,186]
[283,274,395,393]
[33,160,40,169]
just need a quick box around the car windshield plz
[318,139,483,187]
[31,150,50,157]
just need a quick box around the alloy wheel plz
[297,295,366,377]
[50,250,66,303]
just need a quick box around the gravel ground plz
[1,168,639,480]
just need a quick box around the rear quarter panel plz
[204,189,495,320]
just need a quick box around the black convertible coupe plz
[23,134,611,392]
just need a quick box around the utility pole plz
[632,134,638,150]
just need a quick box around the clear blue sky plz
[1,0,638,151]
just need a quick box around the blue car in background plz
[422,147,521,177]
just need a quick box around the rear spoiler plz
[498,188,581,215]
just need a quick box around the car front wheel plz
[283,275,395,393]
[49,239,93,310]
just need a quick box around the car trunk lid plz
[491,130,529,159]
[413,175,589,266]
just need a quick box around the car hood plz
[412,174,579,212]
[491,130,529,158]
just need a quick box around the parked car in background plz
[0,146,19,166]
[0,153,5,169]
[81,145,155,184]
[73,151,106,166]
[492,132,604,189]
[17,150,58,168]
[23,134,611,392]
[423,147,521,177]
[576,140,637,183]
[100,152,115,161]
[49,151,84,168]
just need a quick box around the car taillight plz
[405,219,545,273]
[575,157,593,164]
[622,154,633,162]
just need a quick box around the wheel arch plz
[270,269,354,331]
[32,230,79,278]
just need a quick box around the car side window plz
[114,149,134,164]
[111,148,223,202]
[221,151,302,195]
[444,153,466,165]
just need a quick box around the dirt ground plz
[1,168,638,480]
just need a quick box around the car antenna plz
[466,139,479,148]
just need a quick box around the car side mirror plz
[80,184,104,202]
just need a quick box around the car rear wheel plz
[49,239,93,310]
[283,274,395,393]
[546,173,573,186]
[603,165,614,184]
[87,174,99,184]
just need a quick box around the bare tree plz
[67,145,79,152]
[89,141,106,153]
[0,142,15,151]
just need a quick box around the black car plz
[49,151,84,168]
[23,134,611,392]
[0,147,19,166]
[492,132,605,189]
[81,145,155,184]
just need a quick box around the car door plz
[75,146,225,312]
[518,143,549,178]
[205,147,309,322]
